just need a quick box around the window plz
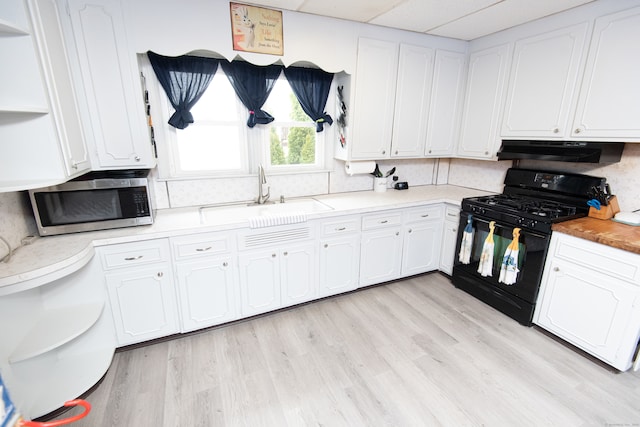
[261,77,324,171]
[148,61,330,179]
[171,69,248,174]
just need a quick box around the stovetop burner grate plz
[475,194,578,220]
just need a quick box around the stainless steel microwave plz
[28,172,153,236]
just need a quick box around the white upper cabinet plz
[501,23,589,139]
[63,0,155,169]
[457,43,511,159]
[350,38,399,159]
[571,6,640,140]
[424,50,466,157]
[349,38,464,160]
[391,44,434,158]
[0,0,90,191]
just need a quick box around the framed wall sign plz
[230,2,284,56]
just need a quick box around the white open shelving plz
[9,302,105,364]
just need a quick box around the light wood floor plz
[52,273,640,426]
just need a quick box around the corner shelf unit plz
[8,301,105,364]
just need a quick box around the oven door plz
[452,214,551,324]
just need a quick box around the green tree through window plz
[268,92,316,165]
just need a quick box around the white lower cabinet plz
[171,232,239,332]
[534,233,640,371]
[360,207,444,286]
[360,212,403,286]
[319,216,361,297]
[174,257,238,332]
[401,205,443,277]
[439,205,460,275]
[237,225,317,316]
[99,239,179,346]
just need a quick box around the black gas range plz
[452,168,607,325]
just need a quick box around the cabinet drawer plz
[444,205,460,222]
[404,205,443,223]
[170,232,233,260]
[362,211,403,230]
[98,239,170,270]
[320,216,361,236]
[551,233,640,285]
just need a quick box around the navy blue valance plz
[147,51,219,129]
[220,61,283,128]
[283,67,334,132]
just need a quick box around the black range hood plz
[497,140,624,163]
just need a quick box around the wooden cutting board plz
[552,216,640,255]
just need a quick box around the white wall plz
[124,0,465,208]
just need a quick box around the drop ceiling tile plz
[429,0,596,40]
[240,0,306,11]
[370,0,499,33]
[298,0,401,22]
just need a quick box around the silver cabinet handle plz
[382,150,386,155]
[574,128,582,134]
[395,150,398,155]
[395,232,400,236]
[380,220,388,224]
[421,214,429,218]
[157,272,163,277]
[135,155,141,161]
[222,261,228,267]
[196,246,212,252]
[324,244,329,248]
[553,267,560,272]
[335,227,346,231]
[283,251,288,256]
[124,255,143,261]
[272,253,277,258]
[553,128,559,134]
[408,229,412,233]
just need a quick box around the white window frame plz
[140,55,335,180]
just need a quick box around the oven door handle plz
[470,216,548,239]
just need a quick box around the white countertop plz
[0,185,490,294]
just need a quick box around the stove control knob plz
[471,206,485,215]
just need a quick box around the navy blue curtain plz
[220,61,282,127]
[283,67,334,132]
[147,51,219,129]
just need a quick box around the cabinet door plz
[359,227,403,287]
[401,219,443,277]
[425,50,465,157]
[105,264,179,346]
[572,6,640,140]
[439,210,460,275]
[391,44,434,158]
[238,249,281,316]
[535,258,640,371]
[319,234,360,298]
[175,257,239,332]
[29,0,90,176]
[501,23,589,138]
[350,38,398,159]
[280,242,317,307]
[66,0,154,168]
[457,44,511,159]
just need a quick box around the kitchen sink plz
[199,197,334,225]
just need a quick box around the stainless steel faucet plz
[256,164,270,204]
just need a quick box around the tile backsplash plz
[1,145,638,251]
[157,158,438,209]
[0,192,36,261]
